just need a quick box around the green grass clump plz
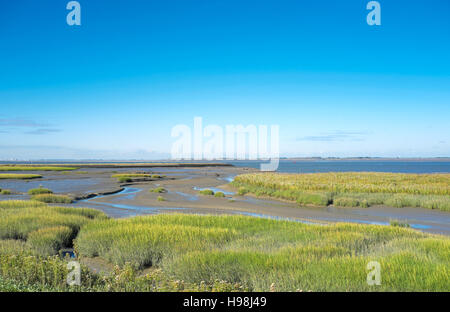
[231,172,450,211]
[75,214,450,291]
[0,166,77,171]
[149,187,167,193]
[0,174,42,179]
[112,173,154,183]
[0,200,47,209]
[198,189,214,196]
[0,252,243,292]
[0,189,11,195]
[117,177,132,183]
[0,200,107,253]
[26,226,73,257]
[214,191,225,198]
[389,220,410,228]
[28,186,53,195]
[31,194,73,204]
[237,187,249,196]
[0,202,246,292]
[112,173,152,178]
[157,196,166,202]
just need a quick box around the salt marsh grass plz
[0,166,77,171]
[198,189,214,196]
[0,174,42,179]
[75,214,450,291]
[28,187,53,195]
[149,187,167,193]
[26,226,73,256]
[31,194,73,204]
[112,173,161,183]
[214,191,225,197]
[231,172,450,211]
[111,173,153,178]
[0,202,106,239]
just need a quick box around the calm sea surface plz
[229,160,450,173]
[1,160,449,174]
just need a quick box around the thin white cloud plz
[24,128,62,135]
[296,131,368,142]
[0,117,61,135]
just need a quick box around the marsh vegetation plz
[198,189,215,196]
[231,172,450,211]
[112,173,164,183]
[0,166,78,171]
[31,194,73,204]
[0,174,42,179]
[150,187,167,193]
[0,200,448,291]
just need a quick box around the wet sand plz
[1,165,449,236]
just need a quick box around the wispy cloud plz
[296,131,368,142]
[0,145,170,160]
[0,117,61,135]
[0,118,49,128]
[25,128,62,135]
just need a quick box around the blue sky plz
[0,0,449,159]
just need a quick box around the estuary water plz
[228,160,450,173]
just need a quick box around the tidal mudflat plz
[0,163,449,291]
[1,164,449,235]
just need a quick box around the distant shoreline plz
[0,162,233,168]
[278,157,450,162]
[1,157,449,163]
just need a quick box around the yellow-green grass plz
[31,194,73,204]
[198,189,214,196]
[75,214,450,291]
[28,187,53,195]
[0,166,78,171]
[0,202,241,291]
[0,251,243,292]
[231,172,450,211]
[111,173,153,178]
[0,174,42,179]
[0,189,11,195]
[112,173,160,183]
[214,191,225,198]
[26,226,73,257]
[157,196,166,201]
[0,200,107,249]
[0,200,107,239]
[150,187,167,193]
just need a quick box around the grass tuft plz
[31,194,73,204]
[198,189,214,196]
[214,191,225,198]
[231,172,450,211]
[150,187,167,193]
[0,174,42,179]
[28,187,53,195]
[0,166,77,171]
[74,214,450,291]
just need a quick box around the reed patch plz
[231,172,450,211]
